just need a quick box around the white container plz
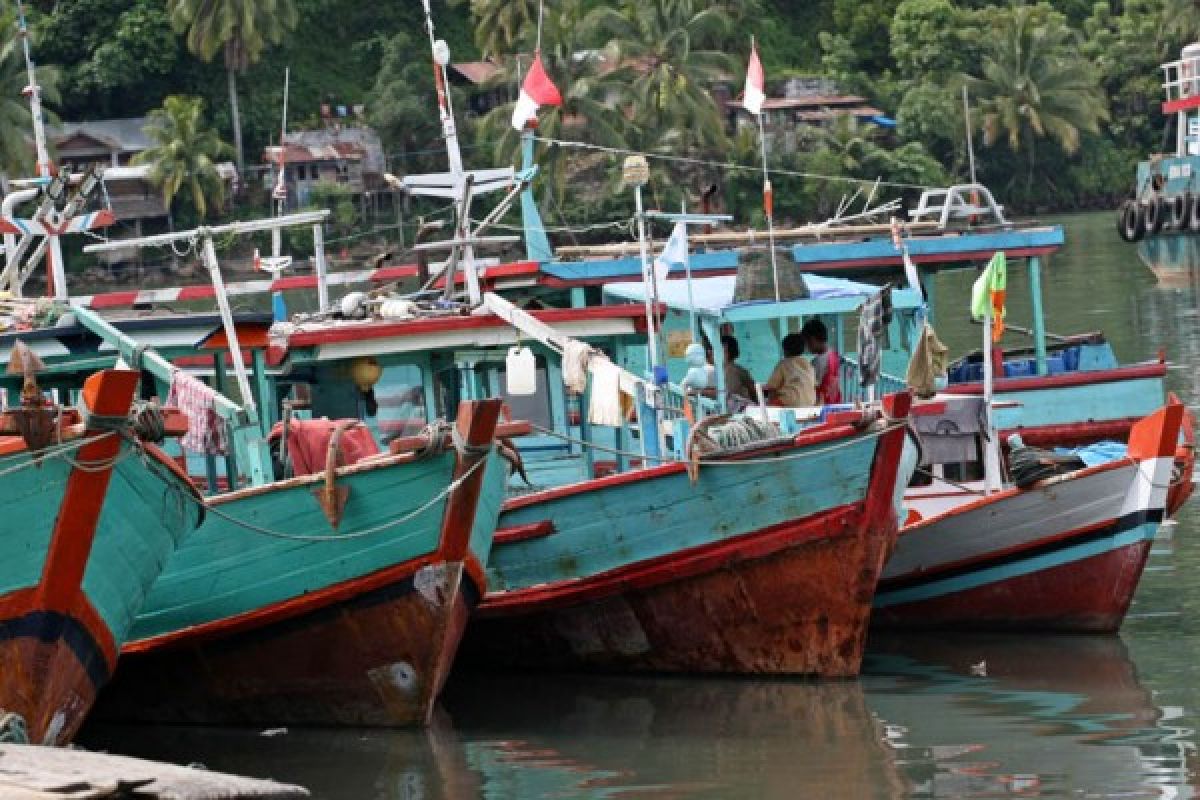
[506,346,537,396]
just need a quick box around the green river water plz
[81,210,1200,798]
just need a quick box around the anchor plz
[6,339,54,459]
[312,420,355,529]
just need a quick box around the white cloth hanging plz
[563,339,592,395]
[588,357,624,427]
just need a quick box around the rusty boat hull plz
[94,400,508,727]
[463,407,916,677]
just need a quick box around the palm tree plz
[135,95,233,219]
[0,9,58,179]
[475,0,630,205]
[584,0,738,155]
[460,0,542,58]
[966,5,1109,195]
[166,0,298,174]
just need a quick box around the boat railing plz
[907,184,1009,228]
[839,354,906,400]
[1161,55,1200,105]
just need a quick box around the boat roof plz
[601,274,924,322]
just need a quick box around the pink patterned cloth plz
[167,371,227,455]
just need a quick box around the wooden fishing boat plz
[0,362,201,744]
[94,396,512,727]
[465,396,914,677]
[873,397,1184,631]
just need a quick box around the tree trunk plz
[228,67,245,178]
[1026,130,1036,202]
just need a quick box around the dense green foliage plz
[134,94,232,219]
[8,0,1198,222]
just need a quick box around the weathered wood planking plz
[0,744,308,799]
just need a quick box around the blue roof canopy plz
[602,274,924,322]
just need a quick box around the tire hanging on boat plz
[1118,198,1145,242]
[1142,195,1165,234]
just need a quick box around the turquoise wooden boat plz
[0,367,201,744]
[93,397,512,727]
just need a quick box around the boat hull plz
[95,400,506,727]
[876,404,1182,632]
[464,415,914,677]
[0,371,199,744]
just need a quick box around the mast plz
[14,0,50,179]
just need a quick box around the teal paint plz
[252,349,276,432]
[569,287,586,308]
[1028,256,1048,375]
[519,131,553,264]
[990,378,1165,430]
[212,353,239,485]
[491,430,881,592]
[131,450,475,641]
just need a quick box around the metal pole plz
[312,223,329,313]
[962,85,977,185]
[201,235,258,422]
[14,0,50,178]
[1028,255,1048,375]
[982,312,1002,494]
[757,112,780,302]
[634,184,659,370]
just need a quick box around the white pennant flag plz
[743,41,765,115]
[653,222,689,284]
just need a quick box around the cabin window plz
[491,354,554,430]
[370,364,428,442]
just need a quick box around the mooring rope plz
[140,453,489,542]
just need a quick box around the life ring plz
[1142,195,1165,234]
[1171,193,1191,229]
[1118,199,1145,242]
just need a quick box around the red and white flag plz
[743,41,765,115]
[511,52,563,130]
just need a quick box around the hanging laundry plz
[562,339,592,395]
[167,371,227,455]
[857,286,892,391]
[905,322,949,398]
[588,356,629,427]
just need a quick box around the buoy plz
[1118,199,1144,242]
[1142,195,1165,234]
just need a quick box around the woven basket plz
[732,251,809,303]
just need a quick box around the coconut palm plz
[459,0,543,58]
[0,9,58,179]
[135,95,233,219]
[584,0,738,155]
[166,0,298,173]
[966,5,1109,194]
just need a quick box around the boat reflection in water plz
[80,636,1193,799]
[1137,231,1200,290]
[866,633,1194,798]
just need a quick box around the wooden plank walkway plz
[0,744,308,799]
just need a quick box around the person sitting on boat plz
[721,335,757,403]
[801,319,842,404]
[764,333,816,407]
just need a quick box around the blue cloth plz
[1054,440,1127,467]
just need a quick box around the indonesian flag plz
[511,52,563,131]
[743,41,765,115]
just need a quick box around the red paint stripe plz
[125,550,449,654]
[944,362,1166,394]
[287,303,655,348]
[270,275,318,291]
[435,399,502,565]
[38,371,139,615]
[0,589,118,676]
[1163,96,1200,114]
[479,500,866,617]
[494,520,555,545]
[502,421,866,512]
[88,291,139,309]
[175,285,215,301]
